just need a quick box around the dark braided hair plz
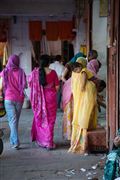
[39,54,50,86]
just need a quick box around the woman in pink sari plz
[28,55,59,150]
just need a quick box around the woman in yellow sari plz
[68,62,97,154]
[62,57,87,140]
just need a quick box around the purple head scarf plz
[3,54,26,94]
[6,54,20,69]
[87,59,100,77]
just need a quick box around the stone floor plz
[0,109,106,180]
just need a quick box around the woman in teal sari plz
[103,130,120,180]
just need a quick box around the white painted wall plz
[4,0,107,100]
[74,18,86,54]
[10,17,32,96]
[92,0,107,121]
[92,0,107,81]
[0,0,76,98]
[0,0,75,100]
[9,16,75,97]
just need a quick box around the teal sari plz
[103,129,120,180]
[103,149,120,180]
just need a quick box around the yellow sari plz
[68,69,97,154]
[62,96,73,140]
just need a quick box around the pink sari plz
[62,78,73,140]
[28,68,58,148]
[62,78,72,109]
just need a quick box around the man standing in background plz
[49,55,65,110]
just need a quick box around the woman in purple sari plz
[28,55,59,150]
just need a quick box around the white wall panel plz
[92,0,107,81]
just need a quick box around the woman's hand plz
[61,77,66,83]
[0,77,3,91]
[81,72,87,92]
[56,85,59,92]
[61,68,68,83]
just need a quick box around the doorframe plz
[86,0,120,150]
[86,0,93,53]
[107,0,120,149]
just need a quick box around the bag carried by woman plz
[0,91,6,118]
[0,78,6,118]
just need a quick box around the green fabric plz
[103,148,120,180]
[117,129,120,136]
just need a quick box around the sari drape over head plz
[87,59,100,77]
[2,54,26,94]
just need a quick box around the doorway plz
[107,0,120,149]
[89,0,120,150]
